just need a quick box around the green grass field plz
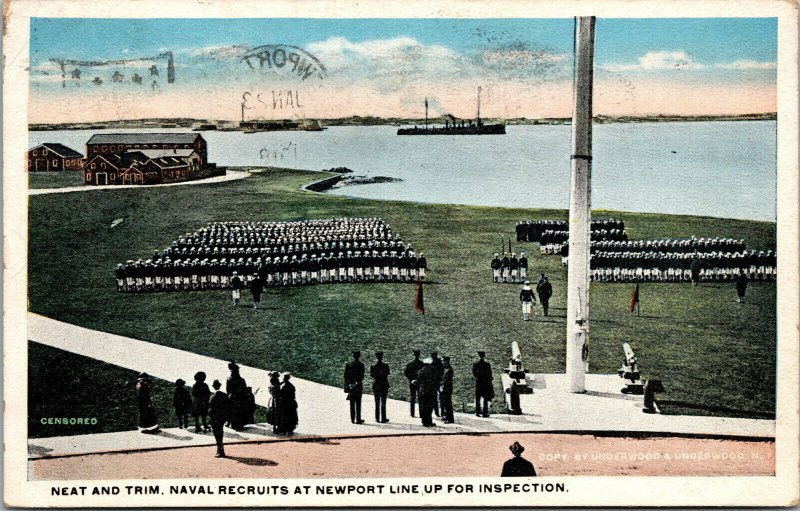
[27,168,777,421]
[28,342,267,438]
[27,171,85,189]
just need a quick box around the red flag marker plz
[630,282,640,315]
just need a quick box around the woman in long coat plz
[136,373,159,433]
[226,361,248,431]
[278,373,298,435]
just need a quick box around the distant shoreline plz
[28,113,777,131]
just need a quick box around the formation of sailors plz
[553,237,748,256]
[115,218,428,293]
[564,249,776,282]
[159,218,410,262]
[516,218,625,242]
[490,252,529,283]
[538,228,628,252]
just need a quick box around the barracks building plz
[83,133,212,185]
[27,143,84,172]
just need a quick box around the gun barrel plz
[511,341,522,361]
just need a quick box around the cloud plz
[602,51,703,72]
[602,51,777,73]
[188,44,249,61]
[717,60,777,70]
[477,45,569,80]
[307,36,461,77]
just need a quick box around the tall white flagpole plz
[565,16,595,393]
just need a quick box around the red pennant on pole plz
[414,278,425,315]
[630,283,640,314]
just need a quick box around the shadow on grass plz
[659,400,775,420]
[227,455,279,467]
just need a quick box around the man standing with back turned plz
[208,379,229,458]
[473,351,494,417]
[404,350,424,417]
[344,351,366,424]
[371,351,391,423]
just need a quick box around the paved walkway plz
[27,313,774,459]
[28,170,249,195]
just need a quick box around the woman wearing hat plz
[278,373,298,435]
[136,373,159,433]
[226,362,248,431]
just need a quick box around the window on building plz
[86,173,92,181]
[91,163,96,169]
[32,150,38,156]
[52,160,58,167]
[110,174,115,181]
[101,163,106,169]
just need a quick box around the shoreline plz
[28,114,777,131]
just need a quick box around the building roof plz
[31,143,83,158]
[128,149,196,159]
[149,156,191,169]
[86,133,201,145]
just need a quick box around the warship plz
[397,87,506,135]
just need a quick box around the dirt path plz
[28,170,250,195]
[31,432,773,480]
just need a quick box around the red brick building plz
[27,143,83,172]
[83,133,211,185]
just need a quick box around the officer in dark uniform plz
[370,351,390,423]
[536,275,553,317]
[404,350,424,417]
[208,379,230,458]
[472,351,494,417]
[440,356,454,424]
[690,255,702,285]
[416,359,438,427]
[344,351,365,424]
[250,272,264,309]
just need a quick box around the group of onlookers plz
[134,362,298,458]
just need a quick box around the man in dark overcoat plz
[472,351,494,417]
[536,275,553,317]
[501,441,537,477]
[344,351,365,424]
[416,359,438,427]
[208,379,230,457]
[370,352,390,423]
[250,273,264,309]
[404,350,424,417]
[735,268,749,303]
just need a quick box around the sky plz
[29,18,777,122]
